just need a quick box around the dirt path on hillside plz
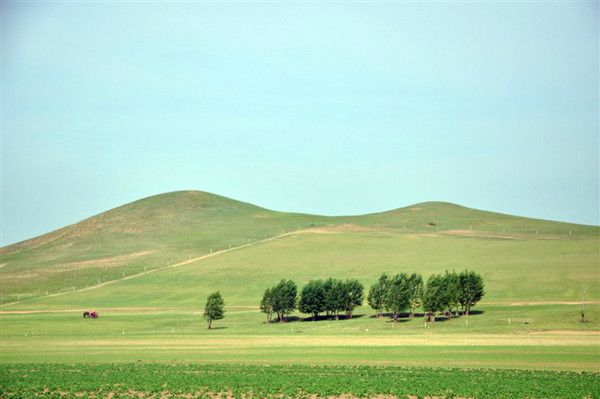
[0,230,310,307]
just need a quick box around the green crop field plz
[2,364,599,399]
[1,191,599,398]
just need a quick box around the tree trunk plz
[313,312,317,321]
[208,320,212,329]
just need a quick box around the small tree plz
[458,270,485,315]
[368,274,389,318]
[271,279,297,322]
[299,280,326,320]
[341,279,364,319]
[203,291,225,329]
[384,273,410,322]
[260,288,274,322]
[406,273,424,318]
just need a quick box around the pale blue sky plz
[1,1,598,245]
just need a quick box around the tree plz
[384,273,410,322]
[260,288,274,322]
[406,273,424,318]
[299,280,326,320]
[458,270,485,315]
[324,278,345,319]
[203,291,225,329]
[341,279,364,318]
[441,271,461,317]
[423,274,445,322]
[271,279,297,322]
[368,274,389,318]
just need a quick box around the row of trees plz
[259,270,484,323]
[260,278,364,322]
[368,270,484,321]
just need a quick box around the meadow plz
[1,192,599,397]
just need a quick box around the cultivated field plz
[2,364,599,399]
[1,191,599,398]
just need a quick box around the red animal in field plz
[83,310,98,318]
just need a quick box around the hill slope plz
[1,190,597,303]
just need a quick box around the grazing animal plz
[83,311,90,318]
[83,310,98,318]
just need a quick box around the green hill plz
[0,191,335,303]
[0,190,597,304]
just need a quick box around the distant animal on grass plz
[83,310,98,319]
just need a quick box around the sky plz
[1,1,598,245]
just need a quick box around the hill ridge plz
[3,190,597,252]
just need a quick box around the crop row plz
[1,363,598,398]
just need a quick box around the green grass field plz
[1,191,599,397]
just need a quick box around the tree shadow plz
[371,312,423,321]
[264,309,486,324]
[467,309,485,316]
[385,318,410,324]
[325,313,366,321]
[265,315,302,324]
[208,326,227,330]
[370,310,485,320]
[266,314,366,323]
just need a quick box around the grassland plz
[1,191,598,397]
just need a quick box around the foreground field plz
[1,363,598,399]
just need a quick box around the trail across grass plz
[1,363,598,399]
